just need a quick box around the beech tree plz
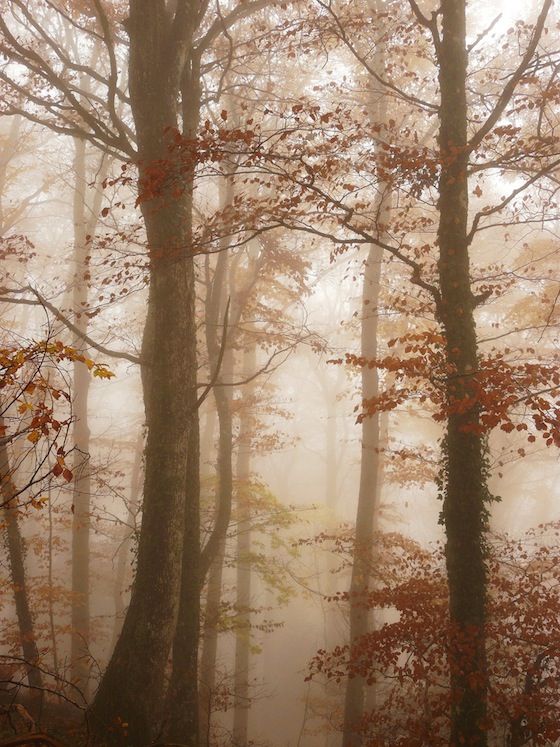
[1,1,293,743]
[2,0,560,744]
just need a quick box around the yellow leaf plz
[27,431,41,444]
[93,367,115,379]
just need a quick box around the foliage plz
[309,525,560,746]
[0,337,114,509]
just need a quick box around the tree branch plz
[468,0,554,152]
[195,296,230,408]
[0,287,141,365]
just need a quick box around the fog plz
[0,0,560,746]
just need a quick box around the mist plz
[0,0,559,746]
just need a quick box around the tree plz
[218,1,560,741]
[0,413,43,713]
[70,133,109,696]
[0,2,284,742]
[310,525,560,747]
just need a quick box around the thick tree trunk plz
[165,420,201,745]
[437,1,488,744]
[89,2,200,743]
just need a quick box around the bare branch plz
[315,0,438,113]
[466,156,560,244]
[195,296,231,408]
[197,0,277,55]
[0,287,141,365]
[467,13,502,54]
[468,0,554,151]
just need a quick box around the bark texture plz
[341,243,382,747]
[0,416,43,711]
[89,2,200,742]
[437,1,488,743]
[232,343,257,747]
[342,26,388,741]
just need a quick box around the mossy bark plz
[437,1,488,743]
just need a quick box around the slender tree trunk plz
[197,242,234,744]
[341,243,382,747]
[324,385,339,512]
[198,172,238,581]
[436,2,488,744]
[46,487,59,678]
[0,120,42,711]
[70,136,92,696]
[232,343,256,747]
[0,416,43,713]
[199,554,225,746]
[70,124,108,697]
[342,25,389,742]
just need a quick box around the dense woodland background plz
[1,0,560,745]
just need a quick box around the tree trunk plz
[342,23,389,741]
[197,243,234,744]
[232,343,256,747]
[198,553,225,747]
[89,2,200,742]
[341,243,382,747]
[0,416,43,714]
[70,125,108,697]
[165,419,201,746]
[110,431,143,653]
[437,1,488,744]
[69,136,92,697]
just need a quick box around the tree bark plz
[341,243,382,747]
[165,418,201,745]
[436,1,488,744]
[89,2,200,742]
[110,431,143,653]
[342,22,389,741]
[198,553,225,747]
[232,343,256,747]
[0,416,43,713]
